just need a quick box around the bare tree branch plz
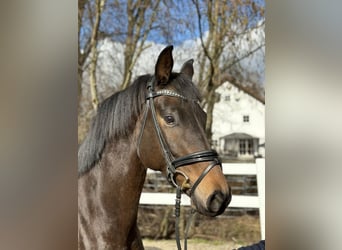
[89,0,107,111]
[192,0,265,141]
[120,0,161,90]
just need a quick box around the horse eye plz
[164,115,175,124]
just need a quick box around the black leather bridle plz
[137,77,222,194]
[137,77,223,250]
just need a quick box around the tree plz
[78,0,89,108]
[78,0,106,111]
[192,0,265,142]
[78,0,180,141]
[120,0,161,90]
[89,0,107,110]
[78,0,107,142]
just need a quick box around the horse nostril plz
[207,191,227,215]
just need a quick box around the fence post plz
[256,158,265,240]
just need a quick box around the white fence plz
[139,158,265,240]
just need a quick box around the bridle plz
[137,76,222,193]
[137,76,223,249]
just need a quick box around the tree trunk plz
[120,0,160,90]
[89,50,99,111]
[88,0,106,111]
[205,86,217,143]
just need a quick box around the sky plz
[79,0,265,88]
[80,0,265,48]
[145,0,265,45]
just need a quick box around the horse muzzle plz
[195,188,232,216]
[171,151,232,217]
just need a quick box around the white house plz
[211,81,265,160]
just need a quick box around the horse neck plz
[99,137,146,211]
[78,137,146,247]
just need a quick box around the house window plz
[212,140,218,147]
[243,115,249,123]
[225,95,230,101]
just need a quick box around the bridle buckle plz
[171,170,191,191]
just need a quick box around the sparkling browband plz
[155,89,187,100]
[147,89,199,104]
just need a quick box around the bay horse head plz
[137,46,231,216]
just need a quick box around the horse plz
[78,45,232,249]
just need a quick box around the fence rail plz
[139,158,265,240]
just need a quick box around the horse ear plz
[180,59,194,80]
[155,45,174,85]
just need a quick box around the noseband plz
[138,77,222,194]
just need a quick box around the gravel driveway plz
[143,239,242,250]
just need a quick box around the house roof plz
[220,132,258,140]
[220,74,265,104]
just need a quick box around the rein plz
[137,77,222,250]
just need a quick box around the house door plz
[239,139,254,155]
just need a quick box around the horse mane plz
[78,73,202,176]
